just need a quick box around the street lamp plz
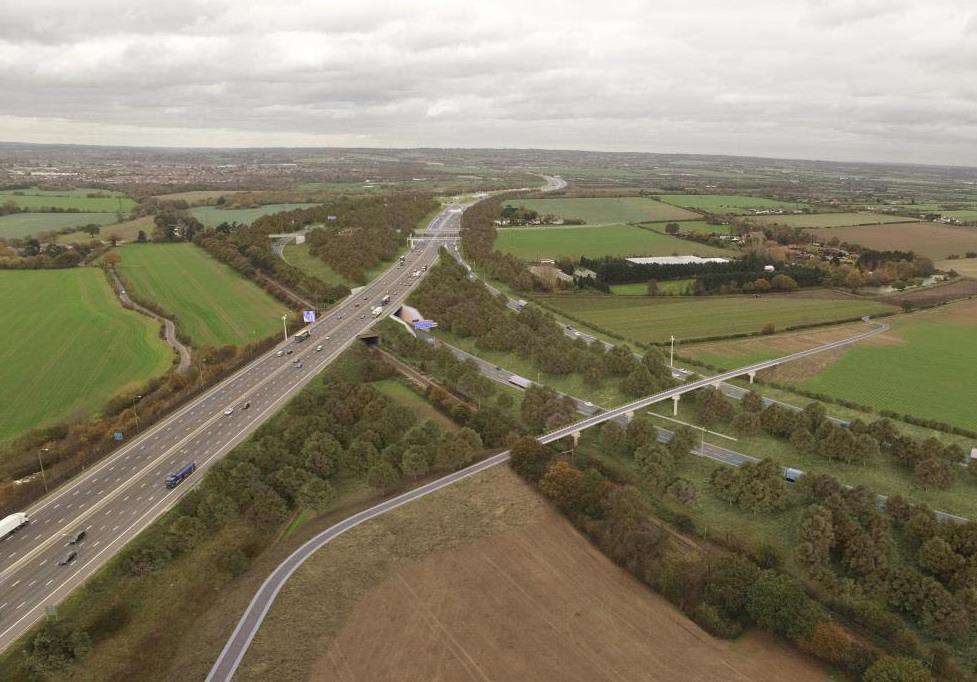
[132,394,142,429]
[669,335,675,369]
[39,447,49,493]
[281,314,289,343]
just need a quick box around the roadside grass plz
[806,222,977,260]
[495,223,736,261]
[435,329,631,409]
[644,399,977,521]
[749,212,913,228]
[115,243,285,347]
[189,203,318,228]
[0,269,172,443]
[372,379,460,431]
[657,194,805,214]
[282,241,350,286]
[0,212,119,240]
[502,196,699,224]
[533,290,897,344]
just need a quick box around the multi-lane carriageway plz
[0,203,464,652]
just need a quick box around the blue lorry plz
[165,461,197,489]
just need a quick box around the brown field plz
[56,215,154,244]
[152,190,244,205]
[875,278,977,308]
[237,466,828,681]
[938,257,977,278]
[809,222,977,259]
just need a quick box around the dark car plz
[58,550,78,566]
[242,401,251,410]
[68,530,86,545]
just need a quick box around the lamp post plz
[132,394,142,429]
[669,335,675,368]
[281,314,289,343]
[39,447,49,493]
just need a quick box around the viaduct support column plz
[571,431,580,447]
[671,395,680,416]
[624,410,634,422]
[747,371,756,384]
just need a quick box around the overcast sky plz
[1,0,975,165]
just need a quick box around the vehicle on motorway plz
[295,362,303,369]
[315,344,323,351]
[508,375,532,390]
[337,314,343,319]
[285,349,293,355]
[68,530,86,545]
[275,350,284,357]
[293,328,311,343]
[165,461,197,489]
[223,407,234,416]
[371,306,383,317]
[380,294,390,305]
[325,336,330,341]
[58,550,78,566]
[242,401,250,410]
[0,512,29,540]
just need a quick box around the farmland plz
[0,212,118,240]
[502,196,699,224]
[495,224,736,261]
[610,279,693,295]
[236,466,825,681]
[807,222,977,260]
[152,190,243,204]
[658,194,805,214]
[656,220,733,234]
[941,209,977,222]
[0,269,171,442]
[749,211,912,228]
[684,300,977,432]
[189,203,318,228]
[0,189,134,212]
[115,243,285,347]
[534,290,898,343]
[57,215,155,244]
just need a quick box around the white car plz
[223,407,234,416]
[315,344,323,351]
[275,350,284,357]
[325,336,330,341]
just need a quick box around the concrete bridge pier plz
[747,371,756,384]
[571,431,580,447]
[671,395,680,416]
[624,410,634,422]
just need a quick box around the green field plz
[609,279,693,296]
[189,203,318,228]
[0,190,134,212]
[749,212,912,228]
[0,212,119,240]
[658,194,804,214]
[282,241,349,286]
[495,224,735,261]
[534,291,898,343]
[0,269,171,442]
[116,243,286,347]
[57,216,155,244]
[502,197,698,225]
[942,210,977,222]
[794,303,977,431]
[649,220,733,235]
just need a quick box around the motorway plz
[0,201,464,652]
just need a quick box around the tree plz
[666,478,697,505]
[24,617,92,675]
[703,554,760,616]
[367,460,401,493]
[665,222,680,235]
[102,250,121,267]
[136,229,147,242]
[731,411,761,436]
[621,365,656,398]
[301,431,342,478]
[401,447,430,480]
[796,505,835,569]
[509,436,553,482]
[915,457,955,490]
[297,477,334,511]
[606,344,636,376]
[863,656,933,682]
[81,224,101,239]
[434,428,482,472]
[741,390,763,413]
[746,570,825,642]
[770,274,798,291]
[645,279,659,296]
[760,321,776,335]
[539,460,585,512]
[711,458,789,514]
[167,515,206,553]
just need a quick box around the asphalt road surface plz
[0,201,463,653]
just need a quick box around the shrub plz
[862,656,933,682]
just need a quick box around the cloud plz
[0,0,974,165]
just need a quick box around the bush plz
[692,602,743,639]
[862,656,933,682]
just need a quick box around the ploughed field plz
[495,224,735,261]
[189,203,318,228]
[535,290,897,343]
[502,196,699,224]
[115,243,284,347]
[807,222,977,260]
[684,299,977,432]
[237,466,828,681]
[0,269,171,442]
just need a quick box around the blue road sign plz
[303,310,316,323]
[413,320,437,330]
[113,432,124,441]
